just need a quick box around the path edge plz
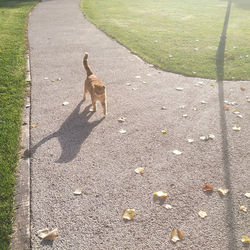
[10,3,39,249]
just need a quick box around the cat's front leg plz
[90,97,97,112]
[83,88,87,101]
[101,101,107,116]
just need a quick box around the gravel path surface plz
[28,0,250,249]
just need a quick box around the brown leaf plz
[203,184,214,192]
[170,229,184,243]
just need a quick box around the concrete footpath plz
[27,0,250,249]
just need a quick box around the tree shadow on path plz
[29,100,104,163]
[216,1,237,249]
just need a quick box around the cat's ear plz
[102,85,106,89]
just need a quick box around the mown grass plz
[0,0,37,248]
[81,0,250,80]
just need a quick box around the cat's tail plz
[83,52,94,76]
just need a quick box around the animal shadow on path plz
[28,100,104,163]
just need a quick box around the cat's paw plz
[89,107,96,112]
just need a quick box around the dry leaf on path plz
[208,134,215,139]
[62,101,69,106]
[240,205,247,212]
[241,235,250,244]
[203,184,214,191]
[218,187,229,196]
[232,125,241,131]
[164,204,172,209]
[135,167,144,174]
[173,150,182,155]
[37,228,58,241]
[122,209,135,220]
[119,129,126,134]
[245,193,250,198]
[170,229,184,243]
[224,105,230,110]
[200,134,215,141]
[161,128,167,134]
[200,136,207,141]
[176,87,184,91]
[240,86,246,91]
[198,210,208,218]
[118,117,126,123]
[200,100,208,104]
[154,191,167,198]
[73,189,82,195]
[31,123,39,128]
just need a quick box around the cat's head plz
[94,85,105,95]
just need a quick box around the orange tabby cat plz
[83,52,107,116]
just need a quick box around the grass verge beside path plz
[81,0,250,80]
[0,0,37,248]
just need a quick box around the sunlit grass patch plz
[0,0,37,248]
[81,0,250,80]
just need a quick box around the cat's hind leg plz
[90,95,97,112]
[101,100,107,116]
[83,81,88,101]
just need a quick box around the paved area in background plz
[28,0,250,249]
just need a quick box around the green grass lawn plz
[81,0,250,80]
[0,0,37,248]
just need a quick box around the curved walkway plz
[28,0,250,249]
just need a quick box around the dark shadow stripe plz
[216,1,237,249]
